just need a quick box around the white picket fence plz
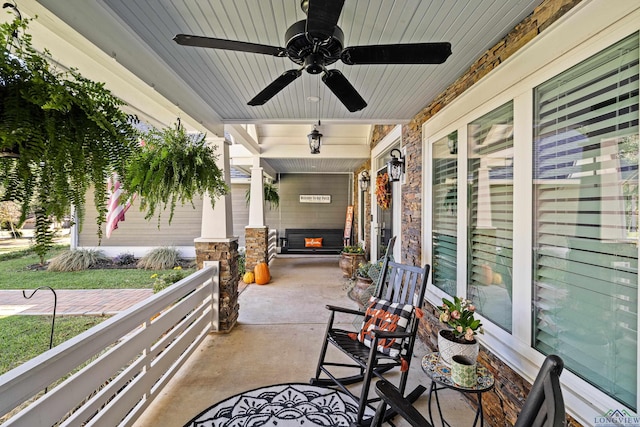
[0,263,219,426]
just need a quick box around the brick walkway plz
[0,289,153,316]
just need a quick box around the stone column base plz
[195,238,239,333]
[245,226,269,272]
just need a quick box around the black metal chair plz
[514,354,566,427]
[310,248,430,426]
[370,354,566,427]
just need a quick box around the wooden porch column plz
[195,136,239,333]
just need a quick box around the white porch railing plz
[0,263,219,426]
[268,228,277,262]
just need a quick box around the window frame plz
[421,3,640,422]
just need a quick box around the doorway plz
[370,126,403,261]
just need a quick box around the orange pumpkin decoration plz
[254,261,270,285]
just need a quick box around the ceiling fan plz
[174,0,452,112]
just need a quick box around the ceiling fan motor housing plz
[285,20,344,70]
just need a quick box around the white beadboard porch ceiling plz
[33,0,544,174]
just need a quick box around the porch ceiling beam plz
[226,125,261,155]
[260,145,369,158]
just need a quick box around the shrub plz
[47,249,109,272]
[152,267,187,293]
[137,247,180,270]
[113,252,136,266]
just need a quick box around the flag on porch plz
[105,173,134,238]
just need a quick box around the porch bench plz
[281,228,346,255]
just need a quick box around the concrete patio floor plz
[134,255,478,426]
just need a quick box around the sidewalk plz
[0,289,153,316]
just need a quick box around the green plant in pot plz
[437,296,484,366]
[244,181,280,209]
[124,121,229,225]
[1,18,139,262]
[1,18,229,263]
[347,262,374,309]
[339,244,366,278]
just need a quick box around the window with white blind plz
[467,102,514,332]
[432,132,458,295]
[532,32,639,409]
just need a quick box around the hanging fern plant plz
[245,181,280,209]
[1,17,229,262]
[124,121,229,225]
[1,17,139,262]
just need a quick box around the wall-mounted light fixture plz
[387,148,405,182]
[308,121,322,154]
[359,170,370,191]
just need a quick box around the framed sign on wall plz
[299,195,331,203]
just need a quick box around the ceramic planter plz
[437,329,479,366]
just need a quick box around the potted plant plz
[124,121,229,224]
[244,181,280,209]
[437,296,484,366]
[339,244,366,278]
[1,18,228,263]
[348,261,384,308]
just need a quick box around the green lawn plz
[0,315,107,375]
[0,245,195,290]
[0,244,196,376]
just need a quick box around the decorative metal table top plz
[422,352,494,392]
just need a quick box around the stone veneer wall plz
[245,226,268,272]
[370,0,583,425]
[195,239,240,333]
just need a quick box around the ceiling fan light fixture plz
[308,124,322,155]
[174,0,451,111]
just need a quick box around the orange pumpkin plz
[254,261,270,285]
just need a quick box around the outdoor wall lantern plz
[308,121,322,154]
[387,148,405,182]
[359,171,370,191]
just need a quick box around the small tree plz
[0,200,22,237]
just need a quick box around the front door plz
[375,167,393,259]
[370,126,402,261]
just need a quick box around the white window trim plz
[421,2,640,423]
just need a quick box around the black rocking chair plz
[370,354,566,427]
[310,249,430,426]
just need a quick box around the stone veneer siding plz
[245,226,269,272]
[195,239,239,333]
[370,0,583,425]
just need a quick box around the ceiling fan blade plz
[322,69,367,112]
[341,42,452,65]
[248,69,303,106]
[174,34,286,57]
[306,0,345,41]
